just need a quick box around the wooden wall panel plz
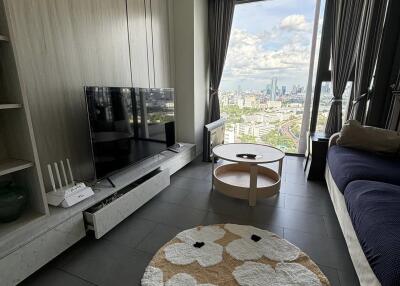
[145,0,156,87]
[3,0,132,189]
[150,0,172,88]
[127,0,151,88]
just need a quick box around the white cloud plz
[279,14,312,32]
[223,28,310,82]
[221,13,318,89]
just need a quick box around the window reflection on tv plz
[85,86,175,179]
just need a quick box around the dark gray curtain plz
[347,0,387,122]
[365,0,400,127]
[325,0,364,135]
[208,0,235,123]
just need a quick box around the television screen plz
[85,86,175,179]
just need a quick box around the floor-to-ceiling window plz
[220,0,324,153]
[315,81,352,132]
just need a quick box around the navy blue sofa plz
[327,145,400,286]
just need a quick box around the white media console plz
[0,143,196,285]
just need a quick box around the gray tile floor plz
[21,156,360,286]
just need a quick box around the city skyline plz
[219,80,339,153]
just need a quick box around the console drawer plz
[0,213,85,286]
[84,169,170,239]
[162,146,196,175]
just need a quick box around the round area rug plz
[141,224,330,286]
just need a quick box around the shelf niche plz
[0,34,9,42]
[0,104,22,110]
[0,159,33,176]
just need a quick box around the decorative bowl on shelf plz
[0,183,28,223]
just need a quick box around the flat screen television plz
[85,86,175,180]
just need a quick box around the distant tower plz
[271,78,278,101]
[282,86,286,96]
[236,85,242,97]
[265,84,272,97]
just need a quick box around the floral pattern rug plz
[141,224,330,286]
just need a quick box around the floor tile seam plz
[280,189,329,199]
[163,187,208,203]
[53,266,99,286]
[247,203,330,220]
[203,209,286,231]
[102,221,158,251]
[283,170,309,177]
[134,245,158,256]
[280,205,336,217]
[284,180,307,186]
[273,224,329,238]
[205,204,327,227]
[132,222,179,249]
[174,173,330,203]
[321,215,345,239]
[316,265,342,286]
[283,194,329,206]
[205,194,328,217]
[172,174,212,184]
[174,173,212,182]
[167,183,204,192]
[283,226,343,240]
[294,255,353,272]
[283,191,330,201]
[141,197,215,216]
[139,194,333,233]
[137,202,329,237]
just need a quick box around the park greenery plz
[222,105,300,153]
[261,130,297,153]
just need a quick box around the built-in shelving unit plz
[0,0,48,247]
[0,159,33,176]
[0,103,22,110]
[0,208,43,244]
[0,34,9,42]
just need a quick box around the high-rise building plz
[271,77,278,101]
[282,86,286,95]
[265,84,272,96]
[236,85,242,97]
[321,82,331,94]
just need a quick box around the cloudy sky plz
[220,0,323,91]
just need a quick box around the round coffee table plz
[212,143,285,206]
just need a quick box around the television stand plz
[84,143,196,238]
[0,144,196,285]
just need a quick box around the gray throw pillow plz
[336,120,400,154]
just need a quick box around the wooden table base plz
[212,161,282,206]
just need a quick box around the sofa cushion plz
[344,180,400,286]
[327,145,400,192]
[337,120,400,155]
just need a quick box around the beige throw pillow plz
[336,120,400,154]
